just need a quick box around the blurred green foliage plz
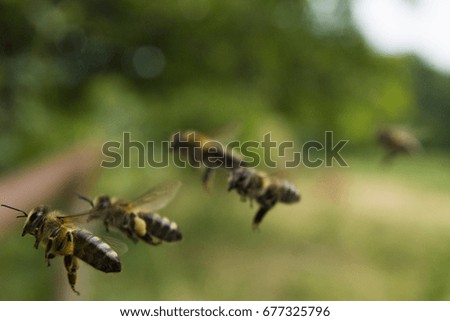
[1,0,449,172]
[0,0,449,300]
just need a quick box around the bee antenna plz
[75,193,94,208]
[1,204,28,218]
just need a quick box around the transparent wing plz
[268,169,287,180]
[211,122,242,144]
[130,181,182,213]
[57,211,92,224]
[211,123,245,159]
[102,234,129,255]
[58,211,128,254]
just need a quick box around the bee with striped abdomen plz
[170,130,248,190]
[227,168,300,228]
[1,204,121,295]
[77,181,182,245]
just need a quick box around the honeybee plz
[77,181,182,245]
[1,204,121,295]
[227,168,300,228]
[170,130,248,190]
[377,127,422,163]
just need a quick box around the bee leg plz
[122,226,139,243]
[44,227,61,266]
[33,225,45,248]
[140,234,161,245]
[104,221,110,233]
[128,231,139,243]
[202,167,215,192]
[252,203,276,230]
[63,230,79,295]
[126,215,141,243]
[45,240,54,266]
[64,255,80,295]
[150,238,162,246]
[33,236,41,249]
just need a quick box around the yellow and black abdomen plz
[72,229,121,273]
[138,213,182,243]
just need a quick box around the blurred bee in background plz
[170,130,249,191]
[227,168,300,229]
[1,204,121,295]
[377,127,422,163]
[77,181,182,245]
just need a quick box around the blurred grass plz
[1,152,449,300]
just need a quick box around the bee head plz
[94,195,112,210]
[1,204,47,237]
[22,205,50,237]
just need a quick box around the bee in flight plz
[170,130,248,191]
[377,127,422,164]
[77,181,183,245]
[227,168,301,229]
[1,204,121,295]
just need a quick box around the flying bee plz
[227,168,300,228]
[1,204,121,295]
[77,181,182,245]
[170,130,248,191]
[377,127,422,163]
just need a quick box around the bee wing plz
[211,122,242,144]
[266,169,289,180]
[102,235,129,255]
[60,211,128,254]
[211,123,245,159]
[57,211,92,224]
[130,181,182,213]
